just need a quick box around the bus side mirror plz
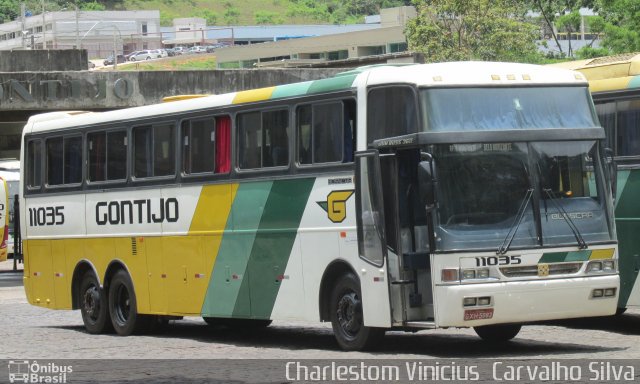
[418,159,435,210]
[605,148,617,199]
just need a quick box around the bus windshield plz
[421,87,598,131]
[432,141,614,251]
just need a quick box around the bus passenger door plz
[355,151,392,327]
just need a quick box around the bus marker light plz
[592,289,604,298]
[441,269,458,282]
[604,288,616,297]
[463,297,477,306]
[55,273,63,277]
[491,75,500,81]
[374,276,384,282]
[522,74,531,80]
[161,274,167,279]
[464,308,493,321]
[340,231,346,238]
[507,74,515,80]
[194,274,204,279]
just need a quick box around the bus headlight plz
[587,260,616,273]
[441,269,459,282]
[476,269,490,279]
[587,261,603,272]
[462,269,476,280]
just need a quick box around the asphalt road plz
[0,272,22,287]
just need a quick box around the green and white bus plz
[553,53,640,313]
[20,62,618,350]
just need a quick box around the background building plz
[0,10,161,58]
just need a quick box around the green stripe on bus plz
[539,252,568,263]
[233,178,315,318]
[615,169,640,307]
[306,74,357,95]
[564,250,591,261]
[271,81,313,99]
[201,181,273,318]
[628,75,640,89]
[539,250,592,263]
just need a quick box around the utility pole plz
[41,0,45,49]
[20,3,26,49]
[75,4,79,49]
[113,31,117,69]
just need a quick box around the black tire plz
[79,272,112,334]
[474,324,521,343]
[329,273,384,351]
[145,56,151,60]
[108,270,150,335]
[130,57,136,62]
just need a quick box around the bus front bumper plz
[434,275,618,328]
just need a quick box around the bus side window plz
[182,117,216,174]
[26,140,42,188]
[46,137,63,186]
[238,109,288,170]
[133,123,175,178]
[297,101,350,165]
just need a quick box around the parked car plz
[129,50,155,61]
[173,46,186,55]
[150,49,168,59]
[205,43,230,53]
[88,61,96,69]
[125,51,140,61]
[165,48,176,57]
[188,46,206,54]
[103,54,126,66]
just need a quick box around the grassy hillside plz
[121,0,406,26]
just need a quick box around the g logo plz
[317,190,354,223]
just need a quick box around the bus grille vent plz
[131,238,137,256]
[500,262,582,278]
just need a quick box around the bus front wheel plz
[329,273,384,351]
[108,270,150,335]
[79,272,112,334]
[474,324,521,343]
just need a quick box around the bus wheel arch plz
[71,260,100,310]
[319,260,356,322]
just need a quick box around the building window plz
[141,22,148,36]
[35,26,42,33]
[327,50,348,60]
[389,42,408,53]
[238,109,289,169]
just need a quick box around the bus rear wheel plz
[474,324,521,343]
[79,272,112,334]
[330,273,384,351]
[108,270,150,335]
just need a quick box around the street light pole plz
[113,31,117,69]
[75,4,79,49]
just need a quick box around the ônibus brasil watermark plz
[7,361,72,383]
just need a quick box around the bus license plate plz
[464,308,494,321]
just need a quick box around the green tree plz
[592,0,640,53]
[556,10,581,56]
[406,0,543,63]
[200,9,218,26]
[223,5,239,25]
[254,10,283,24]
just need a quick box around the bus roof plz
[549,52,640,93]
[25,62,588,135]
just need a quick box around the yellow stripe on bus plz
[589,77,633,93]
[232,87,275,104]
[589,248,615,260]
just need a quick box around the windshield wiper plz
[542,188,588,249]
[497,188,534,255]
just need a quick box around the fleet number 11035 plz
[28,206,65,226]
[475,255,522,267]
